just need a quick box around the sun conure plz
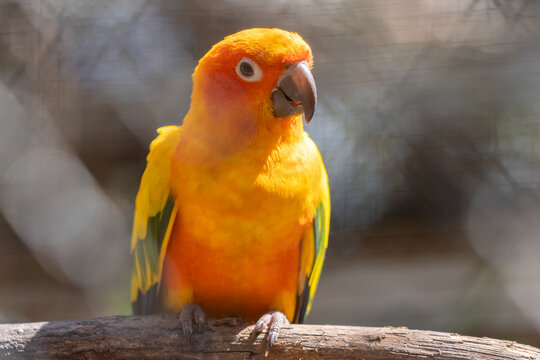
[130,28,330,353]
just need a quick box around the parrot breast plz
[161,130,322,321]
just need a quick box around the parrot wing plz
[294,151,330,323]
[130,125,182,315]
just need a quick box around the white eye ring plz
[235,58,263,82]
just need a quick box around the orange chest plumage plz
[160,134,321,321]
[163,212,306,322]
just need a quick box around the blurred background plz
[1,0,540,347]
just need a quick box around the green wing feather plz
[294,162,330,323]
[131,126,181,315]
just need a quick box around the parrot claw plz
[251,311,289,357]
[179,304,207,335]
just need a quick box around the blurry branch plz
[0,315,538,359]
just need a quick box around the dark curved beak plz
[271,61,317,124]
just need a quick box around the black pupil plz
[240,61,254,77]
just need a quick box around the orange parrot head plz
[186,28,316,141]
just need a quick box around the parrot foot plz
[179,303,207,335]
[251,311,290,357]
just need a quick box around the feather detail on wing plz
[294,158,330,323]
[131,126,182,315]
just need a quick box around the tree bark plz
[0,314,538,359]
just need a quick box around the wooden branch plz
[0,315,538,359]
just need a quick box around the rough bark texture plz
[0,314,538,359]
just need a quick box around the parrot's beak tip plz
[303,103,314,125]
[272,61,317,124]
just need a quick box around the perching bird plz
[130,28,330,353]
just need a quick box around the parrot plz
[130,28,330,354]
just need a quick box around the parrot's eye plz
[235,58,263,82]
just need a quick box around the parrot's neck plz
[182,102,305,159]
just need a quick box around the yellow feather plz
[130,126,182,303]
[131,126,182,248]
